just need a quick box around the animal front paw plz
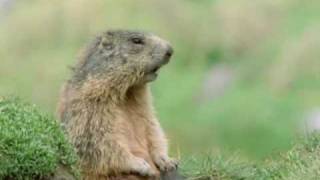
[153,155,178,171]
[129,157,156,177]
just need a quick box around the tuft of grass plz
[182,133,320,180]
[0,97,79,180]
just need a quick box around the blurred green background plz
[1,0,320,160]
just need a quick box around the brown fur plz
[57,30,178,180]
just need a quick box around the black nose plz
[165,46,174,59]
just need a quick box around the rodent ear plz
[99,37,114,51]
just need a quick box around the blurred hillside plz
[1,0,320,159]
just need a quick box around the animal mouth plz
[144,64,161,82]
[149,65,161,74]
[145,54,171,82]
[147,57,170,75]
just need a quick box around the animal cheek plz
[129,46,144,54]
[100,49,114,60]
[102,42,114,50]
[118,52,130,64]
[120,53,129,59]
[121,57,128,64]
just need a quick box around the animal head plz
[73,30,173,84]
[71,30,173,101]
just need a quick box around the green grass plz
[0,97,78,180]
[2,96,320,180]
[182,133,320,180]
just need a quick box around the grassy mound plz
[0,97,78,180]
[2,96,320,180]
[182,133,320,180]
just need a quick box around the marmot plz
[57,30,180,180]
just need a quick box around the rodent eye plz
[131,37,144,45]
